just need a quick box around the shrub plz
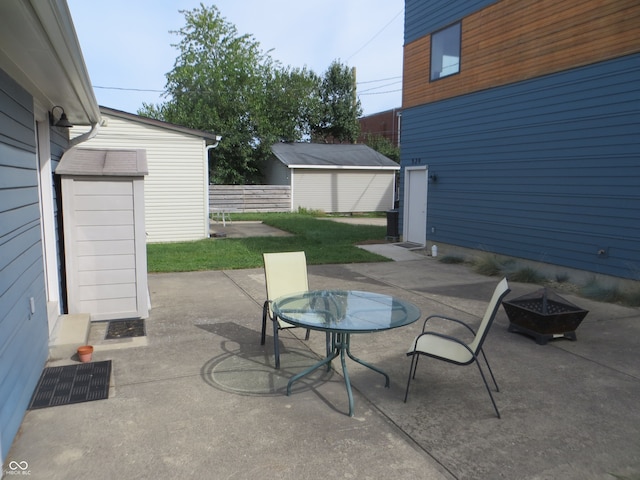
[620,283,640,307]
[438,255,466,264]
[580,278,623,303]
[471,254,504,276]
[510,267,546,284]
[296,206,326,217]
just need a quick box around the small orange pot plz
[77,345,94,363]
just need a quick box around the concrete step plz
[48,313,91,361]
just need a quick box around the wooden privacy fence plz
[209,185,291,213]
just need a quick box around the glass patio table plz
[272,290,421,416]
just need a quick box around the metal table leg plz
[286,349,338,396]
[344,334,390,388]
[287,332,389,417]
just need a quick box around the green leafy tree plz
[312,60,363,144]
[139,4,321,184]
[362,133,400,163]
[252,64,322,173]
[260,66,322,143]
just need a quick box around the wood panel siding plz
[403,0,640,109]
[404,0,498,44]
[0,70,49,461]
[400,54,640,279]
[209,185,291,213]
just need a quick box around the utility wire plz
[93,77,403,95]
[93,85,164,93]
[357,76,402,85]
[359,88,402,96]
[359,80,401,94]
[346,8,404,61]
[91,8,404,102]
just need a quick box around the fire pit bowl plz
[502,287,588,345]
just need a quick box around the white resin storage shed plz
[56,148,149,321]
[71,107,221,243]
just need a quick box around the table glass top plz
[272,290,421,333]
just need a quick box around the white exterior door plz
[404,167,428,245]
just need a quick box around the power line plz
[359,88,402,96]
[93,77,403,95]
[359,80,401,94]
[347,8,404,61]
[93,85,164,93]
[357,76,402,85]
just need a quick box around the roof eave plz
[100,106,222,142]
[0,0,100,125]
[287,164,400,170]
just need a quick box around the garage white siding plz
[72,114,209,243]
[292,170,396,213]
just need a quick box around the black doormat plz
[28,361,112,410]
[105,318,146,339]
[394,242,423,250]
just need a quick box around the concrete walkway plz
[4,243,640,479]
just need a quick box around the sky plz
[67,0,405,117]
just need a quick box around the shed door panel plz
[62,177,146,320]
[293,170,395,213]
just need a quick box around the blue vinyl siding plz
[400,54,640,279]
[0,69,49,460]
[404,0,498,44]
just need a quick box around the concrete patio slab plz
[4,252,640,479]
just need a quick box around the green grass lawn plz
[147,213,391,272]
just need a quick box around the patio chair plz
[404,277,510,418]
[261,251,313,369]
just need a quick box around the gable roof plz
[271,142,400,170]
[100,106,221,144]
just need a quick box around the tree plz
[251,64,322,172]
[312,60,363,144]
[139,5,321,184]
[138,6,363,182]
[362,133,400,163]
[259,66,322,143]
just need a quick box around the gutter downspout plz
[205,136,222,236]
[69,120,101,147]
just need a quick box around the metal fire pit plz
[502,287,588,345]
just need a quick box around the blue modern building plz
[400,0,640,280]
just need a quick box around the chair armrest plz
[422,314,477,336]
[408,330,474,357]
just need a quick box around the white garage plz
[266,143,399,213]
[71,107,221,243]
